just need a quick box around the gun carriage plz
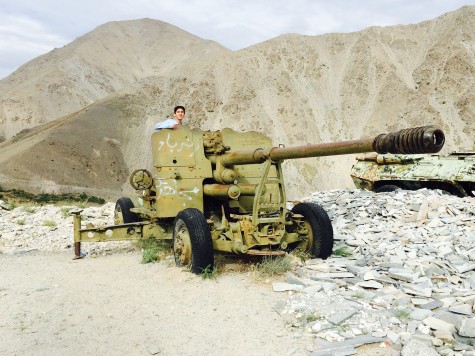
[73,126,444,273]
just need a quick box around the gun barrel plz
[220,126,444,166]
[269,139,374,161]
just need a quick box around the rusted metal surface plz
[219,126,444,165]
[72,209,173,257]
[204,184,241,199]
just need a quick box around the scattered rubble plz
[0,202,131,255]
[1,188,474,355]
[278,189,475,355]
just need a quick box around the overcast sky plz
[1,0,474,79]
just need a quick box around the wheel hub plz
[114,206,124,225]
[174,222,192,266]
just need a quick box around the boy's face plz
[174,108,185,122]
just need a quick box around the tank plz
[73,125,445,273]
[351,151,475,197]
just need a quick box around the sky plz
[1,0,474,79]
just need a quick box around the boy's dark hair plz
[174,105,185,113]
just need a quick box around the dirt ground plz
[0,251,314,356]
[0,250,398,356]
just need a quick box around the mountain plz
[0,6,474,200]
[0,19,229,141]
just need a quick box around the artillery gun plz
[351,151,475,197]
[73,125,444,273]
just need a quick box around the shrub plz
[138,237,171,264]
[22,206,35,213]
[43,220,57,227]
[296,251,311,262]
[351,291,365,300]
[60,207,73,218]
[0,188,106,206]
[333,246,352,257]
[394,309,411,320]
[253,255,293,280]
[201,265,219,279]
[306,313,323,323]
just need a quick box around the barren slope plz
[0,19,230,141]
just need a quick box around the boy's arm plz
[154,118,175,130]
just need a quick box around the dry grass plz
[137,237,172,264]
[251,255,294,280]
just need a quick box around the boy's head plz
[174,106,185,114]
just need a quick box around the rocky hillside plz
[0,19,229,141]
[0,6,474,199]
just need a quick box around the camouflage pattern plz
[351,151,475,197]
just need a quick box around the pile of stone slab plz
[275,189,474,355]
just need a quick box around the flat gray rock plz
[420,300,444,310]
[272,282,304,292]
[423,316,456,332]
[449,304,473,316]
[411,308,434,321]
[401,339,438,356]
[357,280,383,289]
[328,308,358,325]
[312,335,385,355]
[458,318,475,338]
[310,272,355,279]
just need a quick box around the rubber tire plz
[115,197,140,224]
[173,208,214,274]
[292,202,334,259]
[374,185,400,193]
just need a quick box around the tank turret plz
[351,150,474,197]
